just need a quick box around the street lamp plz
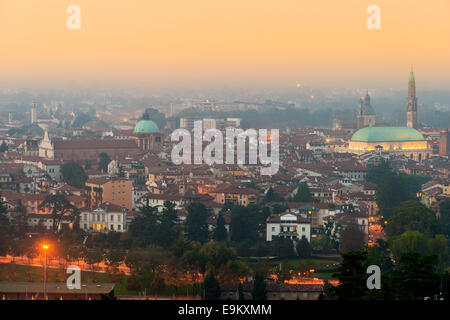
[42,243,50,300]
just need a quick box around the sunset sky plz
[0,0,449,89]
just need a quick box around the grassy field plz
[238,255,340,280]
[0,263,199,296]
[310,272,336,280]
[240,255,340,269]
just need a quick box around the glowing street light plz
[42,243,50,300]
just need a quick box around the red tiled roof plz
[52,139,138,150]
[266,212,310,224]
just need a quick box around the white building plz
[266,212,311,242]
[39,159,63,181]
[138,193,184,212]
[80,202,128,232]
[27,214,72,230]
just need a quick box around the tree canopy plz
[230,204,261,243]
[386,201,441,240]
[98,152,112,173]
[38,193,80,235]
[376,172,410,219]
[61,162,88,188]
[185,202,210,243]
[293,182,313,202]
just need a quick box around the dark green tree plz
[0,142,8,152]
[11,199,28,237]
[238,283,245,300]
[0,195,11,256]
[237,242,250,257]
[439,199,450,237]
[252,273,267,300]
[128,202,159,247]
[366,239,393,271]
[400,174,431,199]
[272,203,288,214]
[386,201,440,240]
[296,237,312,258]
[38,193,80,235]
[98,152,112,173]
[365,159,392,184]
[387,252,440,299]
[213,212,228,241]
[204,272,221,300]
[332,250,369,300]
[230,205,260,243]
[376,172,409,219]
[254,242,268,257]
[156,201,179,247]
[186,202,210,243]
[270,237,294,257]
[60,162,88,188]
[339,224,366,253]
[293,182,313,202]
[265,187,284,202]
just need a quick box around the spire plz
[409,64,415,82]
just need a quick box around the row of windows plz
[83,214,122,222]
[84,223,122,231]
[274,226,306,232]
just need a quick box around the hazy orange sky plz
[0,0,449,88]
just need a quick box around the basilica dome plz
[134,119,159,133]
[350,126,425,143]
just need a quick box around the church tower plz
[406,65,418,129]
[356,91,376,129]
[31,100,37,124]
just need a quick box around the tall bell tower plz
[406,65,418,129]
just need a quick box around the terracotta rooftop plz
[52,139,138,150]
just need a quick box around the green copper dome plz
[134,120,159,133]
[351,126,425,142]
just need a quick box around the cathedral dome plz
[134,119,159,133]
[351,126,425,143]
